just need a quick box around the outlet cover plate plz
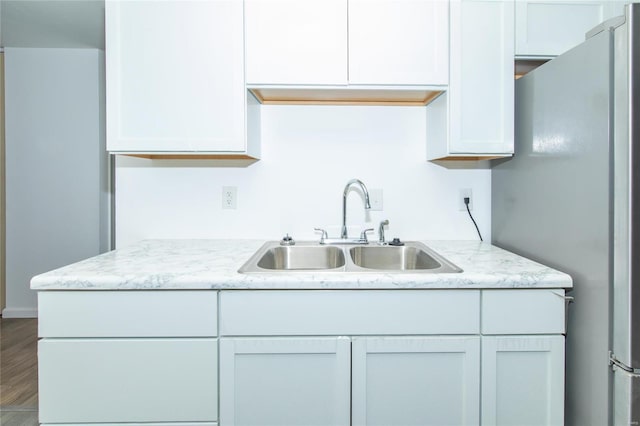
[459,188,473,211]
[369,188,383,211]
[222,186,237,209]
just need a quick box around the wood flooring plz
[0,318,38,425]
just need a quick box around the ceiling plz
[1,0,105,49]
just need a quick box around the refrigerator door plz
[492,30,613,426]
[613,2,640,372]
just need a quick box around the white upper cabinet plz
[106,0,258,156]
[426,0,514,160]
[515,1,621,58]
[245,0,348,85]
[245,0,449,86]
[348,0,449,85]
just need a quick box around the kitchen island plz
[31,239,572,426]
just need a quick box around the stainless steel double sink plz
[238,241,462,274]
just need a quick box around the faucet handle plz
[280,234,296,246]
[314,228,328,244]
[360,228,374,243]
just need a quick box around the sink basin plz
[239,241,461,273]
[242,245,345,271]
[349,245,441,270]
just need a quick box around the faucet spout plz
[341,179,371,239]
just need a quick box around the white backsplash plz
[115,105,492,248]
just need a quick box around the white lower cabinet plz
[219,336,481,426]
[36,289,567,425]
[352,336,481,426]
[38,338,218,424]
[37,291,220,425]
[219,337,351,426]
[41,424,217,426]
[481,336,565,426]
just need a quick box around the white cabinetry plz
[219,289,480,335]
[37,288,567,425]
[348,0,449,85]
[219,337,351,426]
[219,290,482,425]
[245,0,449,86]
[37,291,219,425]
[106,0,259,158]
[426,0,514,160]
[352,337,480,426]
[482,336,565,426]
[39,338,218,424]
[515,1,621,58]
[245,0,347,85]
[481,290,566,426]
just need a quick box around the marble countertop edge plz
[30,239,573,290]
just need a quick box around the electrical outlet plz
[369,188,383,211]
[222,186,237,209]
[459,188,473,211]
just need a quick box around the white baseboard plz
[2,307,38,318]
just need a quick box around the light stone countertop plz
[30,239,573,290]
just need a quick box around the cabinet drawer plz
[38,291,217,337]
[43,424,217,426]
[38,338,218,423]
[482,290,566,335]
[220,290,480,335]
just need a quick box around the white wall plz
[4,48,108,317]
[116,105,491,247]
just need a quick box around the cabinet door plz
[515,1,610,58]
[245,0,348,85]
[482,336,565,426]
[448,0,514,156]
[106,0,245,152]
[38,339,218,423]
[348,0,449,85]
[352,336,480,426]
[219,337,351,426]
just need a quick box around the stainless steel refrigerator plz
[492,4,640,425]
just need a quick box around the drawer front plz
[39,291,217,337]
[220,290,480,336]
[42,424,218,426]
[38,338,218,423]
[482,290,566,335]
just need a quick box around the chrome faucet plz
[378,219,389,245]
[341,179,371,239]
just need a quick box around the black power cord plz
[464,197,483,242]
